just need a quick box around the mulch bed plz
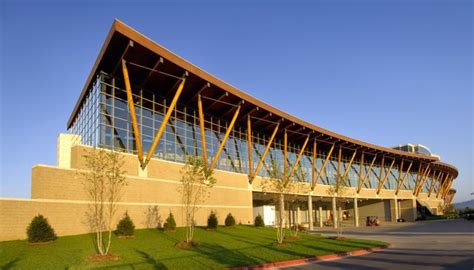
[28,241,55,246]
[87,254,121,262]
[175,241,199,249]
[117,235,135,240]
[285,235,301,240]
[328,236,347,241]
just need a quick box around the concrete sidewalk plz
[278,219,474,270]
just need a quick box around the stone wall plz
[0,136,445,240]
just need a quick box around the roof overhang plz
[67,19,458,176]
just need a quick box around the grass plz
[0,225,385,269]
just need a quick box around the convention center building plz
[0,20,458,240]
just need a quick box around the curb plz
[230,244,391,270]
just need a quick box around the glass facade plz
[68,72,443,192]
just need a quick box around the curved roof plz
[67,19,458,177]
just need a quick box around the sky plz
[0,0,472,203]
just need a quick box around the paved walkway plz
[279,219,474,270]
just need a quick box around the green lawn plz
[0,226,385,269]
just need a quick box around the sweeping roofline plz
[67,19,458,175]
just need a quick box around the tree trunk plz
[277,193,285,244]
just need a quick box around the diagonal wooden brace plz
[312,144,335,190]
[287,135,310,183]
[250,123,280,184]
[209,106,240,171]
[143,78,186,168]
[122,60,145,167]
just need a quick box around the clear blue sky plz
[1,0,472,202]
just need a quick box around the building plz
[392,143,441,159]
[0,20,458,241]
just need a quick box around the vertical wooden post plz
[284,130,288,179]
[311,140,317,189]
[337,145,342,176]
[247,115,252,180]
[358,151,365,190]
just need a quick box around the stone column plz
[319,206,323,228]
[297,206,301,224]
[308,195,313,230]
[394,197,399,222]
[354,198,359,227]
[332,196,338,229]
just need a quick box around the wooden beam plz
[311,140,317,189]
[443,176,455,199]
[143,78,186,167]
[396,161,413,195]
[358,154,377,193]
[164,72,187,97]
[209,106,240,171]
[358,151,365,191]
[378,155,385,187]
[186,82,210,106]
[412,163,424,195]
[250,123,280,183]
[428,171,442,197]
[437,172,450,198]
[247,115,253,180]
[438,173,450,198]
[140,57,163,88]
[122,60,144,167]
[287,135,310,182]
[312,144,335,190]
[204,92,228,113]
[342,150,357,179]
[395,160,405,194]
[337,146,342,177]
[415,166,431,196]
[197,95,208,168]
[238,106,259,122]
[253,112,274,127]
[377,159,396,194]
[284,130,288,178]
[113,40,133,76]
[442,175,453,199]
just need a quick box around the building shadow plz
[135,250,168,270]
[192,242,262,267]
[0,258,20,270]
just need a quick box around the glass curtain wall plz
[68,72,436,192]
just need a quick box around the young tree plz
[82,148,127,256]
[178,156,216,243]
[143,205,162,229]
[288,164,309,238]
[260,160,303,244]
[326,172,350,238]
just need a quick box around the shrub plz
[163,212,176,232]
[116,212,135,236]
[27,214,57,243]
[207,211,218,229]
[225,213,236,227]
[254,214,264,227]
